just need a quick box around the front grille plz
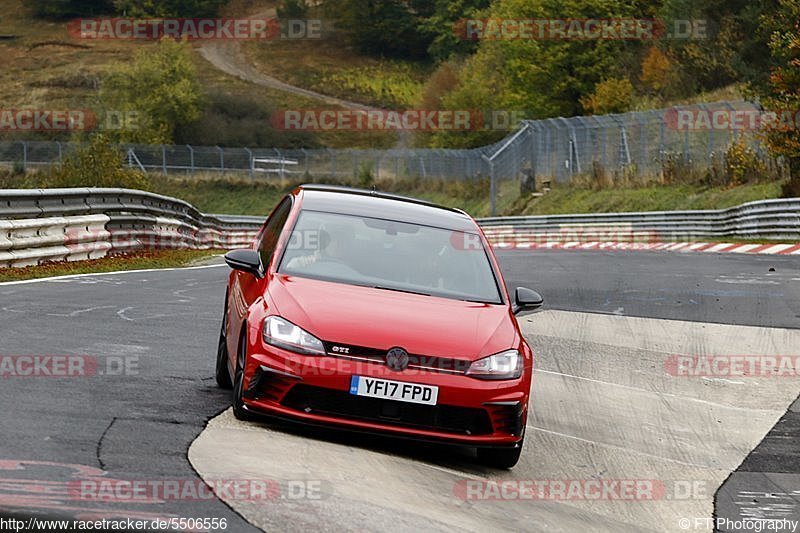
[282,384,493,436]
[322,341,470,374]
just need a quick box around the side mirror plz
[224,249,264,278]
[513,287,543,315]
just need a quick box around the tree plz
[436,0,651,120]
[657,0,779,95]
[44,135,149,189]
[420,0,491,61]
[113,0,227,18]
[99,38,204,144]
[752,0,800,195]
[26,0,114,19]
[580,78,635,115]
[639,47,679,98]
[277,0,308,19]
[325,0,434,58]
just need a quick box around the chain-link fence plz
[0,101,766,214]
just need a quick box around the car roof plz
[295,185,478,232]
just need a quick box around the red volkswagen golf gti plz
[216,185,542,468]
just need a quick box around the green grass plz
[314,63,426,108]
[0,249,222,282]
[242,29,430,110]
[510,182,783,216]
[149,175,289,216]
[5,168,784,219]
[146,174,518,218]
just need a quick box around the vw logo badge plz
[386,347,409,371]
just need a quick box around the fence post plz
[217,146,224,174]
[301,148,309,176]
[683,127,690,164]
[275,148,284,179]
[482,154,496,216]
[244,148,252,178]
[187,145,195,174]
[639,115,647,176]
[528,123,537,180]
[161,144,167,175]
[21,141,27,170]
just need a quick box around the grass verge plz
[0,249,223,282]
[146,174,518,218]
[508,182,783,216]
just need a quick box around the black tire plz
[477,439,524,469]
[215,296,233,389]
[232,329,258,421]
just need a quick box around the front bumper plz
[241,344,529,446]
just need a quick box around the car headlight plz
[262,316,326,356]
[466,349,522,380]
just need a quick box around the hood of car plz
[268,274,517,361]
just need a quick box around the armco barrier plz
[478,198,800,244]
[0,215,111,267]
[1,188,799,268]
[0,188,265,267]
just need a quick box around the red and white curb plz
[489,241,800,255]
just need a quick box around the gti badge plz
[386,347,410,371]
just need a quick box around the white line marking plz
[418,463,489,481]
[526,425,715,469]
[0,264,227,286]
[535,369,777,412]
[714,278,780,285]
[47,305,117,317]
[701,377,747,385]
[116,307,135,321]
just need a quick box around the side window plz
[257,197,292,268]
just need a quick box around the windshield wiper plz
[371,285,431,297]
[458,298,493,304]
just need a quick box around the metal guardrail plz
[478,198,800,243]
[1,188,798,268]
[0,188,265,267]
[0,215,111,267]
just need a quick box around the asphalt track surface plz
[0,249,798,532]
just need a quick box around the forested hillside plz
[19,0,800,192]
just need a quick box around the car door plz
[227,196,293,357]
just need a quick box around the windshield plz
[279,210,502,304]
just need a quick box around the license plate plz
[349,376,438,406]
